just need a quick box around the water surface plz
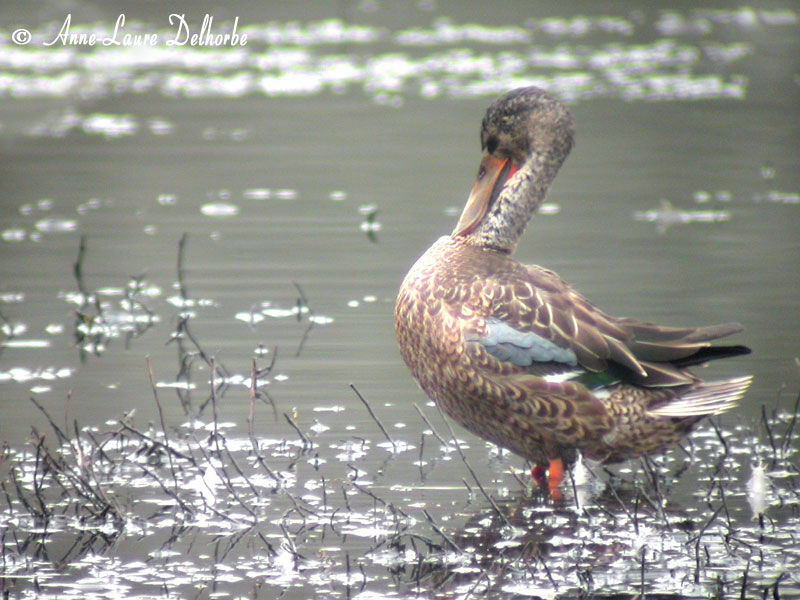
[1,2,799,598]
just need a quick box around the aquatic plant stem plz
[412,403,447,446]
[350,383,396,451]
[177,233,189,299]
[434,402,510,526]
[284,412,312,451]
[248,358,257,452]
[146,355,179,494]
[781,382,800,457]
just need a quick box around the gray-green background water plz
[1,1,798,598]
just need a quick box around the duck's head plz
[453,87,575,253]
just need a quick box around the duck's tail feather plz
[648,375,753,418]
[623,322,746,361]
[669,344,751,368]
[622,320,744,345]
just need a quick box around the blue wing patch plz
[467,317,578,367]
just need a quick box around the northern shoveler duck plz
[394,87,751,494]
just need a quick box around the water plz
[1,2,799,598]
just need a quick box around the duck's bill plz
[453,154,517,237]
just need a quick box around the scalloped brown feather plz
[395,235,750,466]
[394,87,751,469]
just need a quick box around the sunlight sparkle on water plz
[4,11,795,112]
[200,202,240,217]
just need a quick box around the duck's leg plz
[547,458,564,500]
[530,459,564,500]
[531,464,547,484]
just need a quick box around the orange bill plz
[453,155,517,236]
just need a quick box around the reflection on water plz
[633,199,731,234]
[1,2,799,598]
[3,7,797,120]
[1,372,798,597]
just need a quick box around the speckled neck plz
[465,87,575,254]
[471,153,563,253]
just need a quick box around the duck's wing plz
[466,262,748,387]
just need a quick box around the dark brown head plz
[453,87,575,252]
[480,87,575,166]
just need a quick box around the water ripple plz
[2,9,793,114]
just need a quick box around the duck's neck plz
[469,149,565,254]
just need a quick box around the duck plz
[394,86,751,494]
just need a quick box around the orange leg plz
[548,458,564,501]
[531,459,564,500]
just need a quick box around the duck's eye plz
[486,136,498,155]
[477,166,486,181]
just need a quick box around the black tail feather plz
[670,344,751,369]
